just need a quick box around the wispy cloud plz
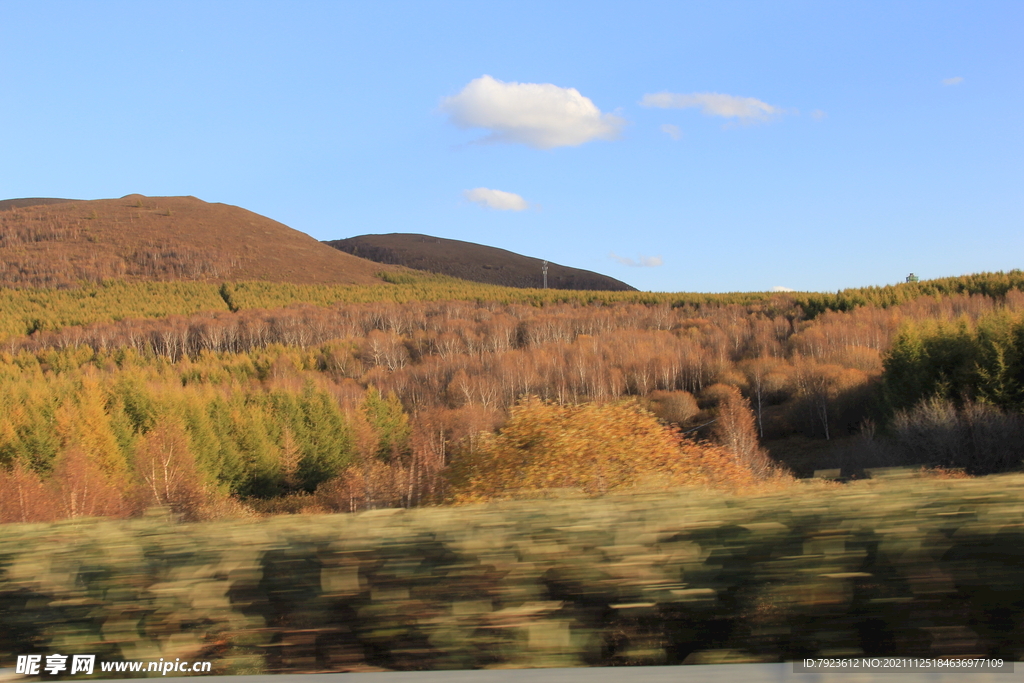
[660,123,682,140]
[810,109,827,121]
[942,76,964,86]
[641,91,782,123]
[610,252,663,268]
[441,75,625,149]
[463,187,530,211]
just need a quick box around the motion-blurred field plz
[2,471,1022,676]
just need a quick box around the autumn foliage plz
[2,268,1024,523]
[446,397,777,503]
[711,385,775,477]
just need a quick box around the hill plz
[0,194,403,288]
[324,233,636,291]
[0,197,80,211]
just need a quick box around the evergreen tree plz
[293,383,355,491]
[62,374,130,486]
[180,394,245,493]
[975,313,1024,409]
[361,386,412,463]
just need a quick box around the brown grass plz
[0,194,407,287]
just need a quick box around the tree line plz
[4,270,1023,343]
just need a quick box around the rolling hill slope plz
[0,194,402,288]
[325,233,636,291]
[0,197,80,211]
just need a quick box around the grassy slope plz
[0,194,405,288]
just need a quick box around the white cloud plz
[660,123,682,140]
[641,91,782,123]
[610,252,663,268]
[942,76,964,86]
[441,75,625,149]
[810,109,827,121]
[463,187,530,211]
[771,286,795,292]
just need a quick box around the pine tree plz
[58,374,130,487]
[293,383,355,491]
[361,386,412,463]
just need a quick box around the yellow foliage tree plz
[447,397,774,503]
[56,374,129,486]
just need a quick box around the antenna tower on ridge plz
[542,261,548,289]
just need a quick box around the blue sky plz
[1,1,1021,293]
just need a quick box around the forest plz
[2,270,1024,523]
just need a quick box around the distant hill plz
[325,233,636,291]
[0,195,403,288]
[0,198,80,211]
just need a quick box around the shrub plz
[0,461,55,523]
[644,389,700,425]
[446,397,780,503]
[891,397,1024,474]
[698,382,737,409]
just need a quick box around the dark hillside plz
[325,233,636,291]
[0,194,404,288]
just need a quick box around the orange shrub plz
[446,397,778,503]
[643,389,700,425]
[0,461,55,523]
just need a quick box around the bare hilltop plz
[0,195,403,288]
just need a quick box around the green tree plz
[292,383,355,491]
[882,321,976,413]
[974,313,1024,409]
[361,387,412,463]
[180,394,245,493]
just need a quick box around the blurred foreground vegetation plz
[1,472,1022,675]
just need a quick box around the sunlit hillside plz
[0,195,405,288]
